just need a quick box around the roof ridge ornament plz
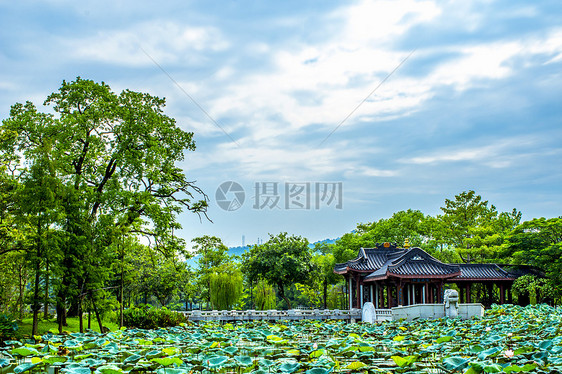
[404,238,411,249]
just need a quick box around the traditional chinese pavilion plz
[334,242,531,309]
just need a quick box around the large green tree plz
[503,217,562,301]
[0,78,207,329]
[242,232,313,309]
[191,235,231,308]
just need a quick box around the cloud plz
[65,21,228,66]
[400,136,546,168]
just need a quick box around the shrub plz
[122,305,187,329]
[0,313,19,340]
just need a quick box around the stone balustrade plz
[179,308,383,322]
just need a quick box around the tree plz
[0,78,208,329]
[242,233,313,309]
[191,236,231,308]
[253,280,276,310]
[209,264,243,310]
[503,217,562,301]
[439,191,497,250]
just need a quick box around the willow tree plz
[209,265,243,310]
[1,78,207,330]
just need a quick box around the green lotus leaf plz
[305,368,329,374]
[258,358,275,368]
[223,346,238,355]
[14,363,39,374]
[538,339,553,350]
[436,336,453,344]
[0,358,11,368]
[346,361,367,371]
[309,349,325,358]
[162,347,181,356]
[43,355,68,364]
[279,361,300,373]
[234,355,253,367]
[208,355,229,368]
[442,356,470,371]
[478,347,501,360]
[503,363,538,373]
[11,347,40,356]
[151,357,183,367]
[62,367,94,374]
[482,363,503,373]
[96,364,123,374]
[124,354,143,363]
[391,355,417,367]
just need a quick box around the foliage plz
[209,266,243,310]
[253,280,276,310]
[1,305,562,373]
[512,275,554,305]
[192,236,231,307]
[0,313,18,340]
[0,78,207,329]
[122,305,187,329]
[243,232,313,309]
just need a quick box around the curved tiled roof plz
[456,263,513,280]
[334,244,518,282]
[334,245,406,273]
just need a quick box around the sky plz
[1,0,561,248]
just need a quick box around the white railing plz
[181,308,364,322]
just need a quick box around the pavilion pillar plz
[423,283,427,304]
[508,285,513,304]
[465,284,471,303]
[375,283,379,308]
[387,284,392,308]
[429,284,434,303]
[348,277,353,310]
[370,284,374,303]
[499,283,505,304]
[487,284,493,305]
[359,282,364,308]
[459,284,465,303]
[356,275,361,309]
[437,282,442,303]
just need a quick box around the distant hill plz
[186,238,339,268]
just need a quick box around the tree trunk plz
[278,284,291,309]
[78,293,84,333]
[31,258,41,336]
[43,259,49,318]
[323,279,328,309]
[91,295,104,333]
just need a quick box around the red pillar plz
[499,284,505,304]
[465,284,471,303]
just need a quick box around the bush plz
[0,313,19,340]
[122,305,187,329]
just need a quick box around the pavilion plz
[333,242,535,309]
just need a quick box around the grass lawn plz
[18,316,120,337]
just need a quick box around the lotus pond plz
[1,304,562,374]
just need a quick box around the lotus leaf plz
[14,363,39,373]
[305,368,330,374]
[207,355,229,368]
[345,361,367,371]
[96,364,123,374]
[391,355,417,367]
[279,361,300,373]
[152,357,183,366]
[442,356,470,371]
[234,355,253,367]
